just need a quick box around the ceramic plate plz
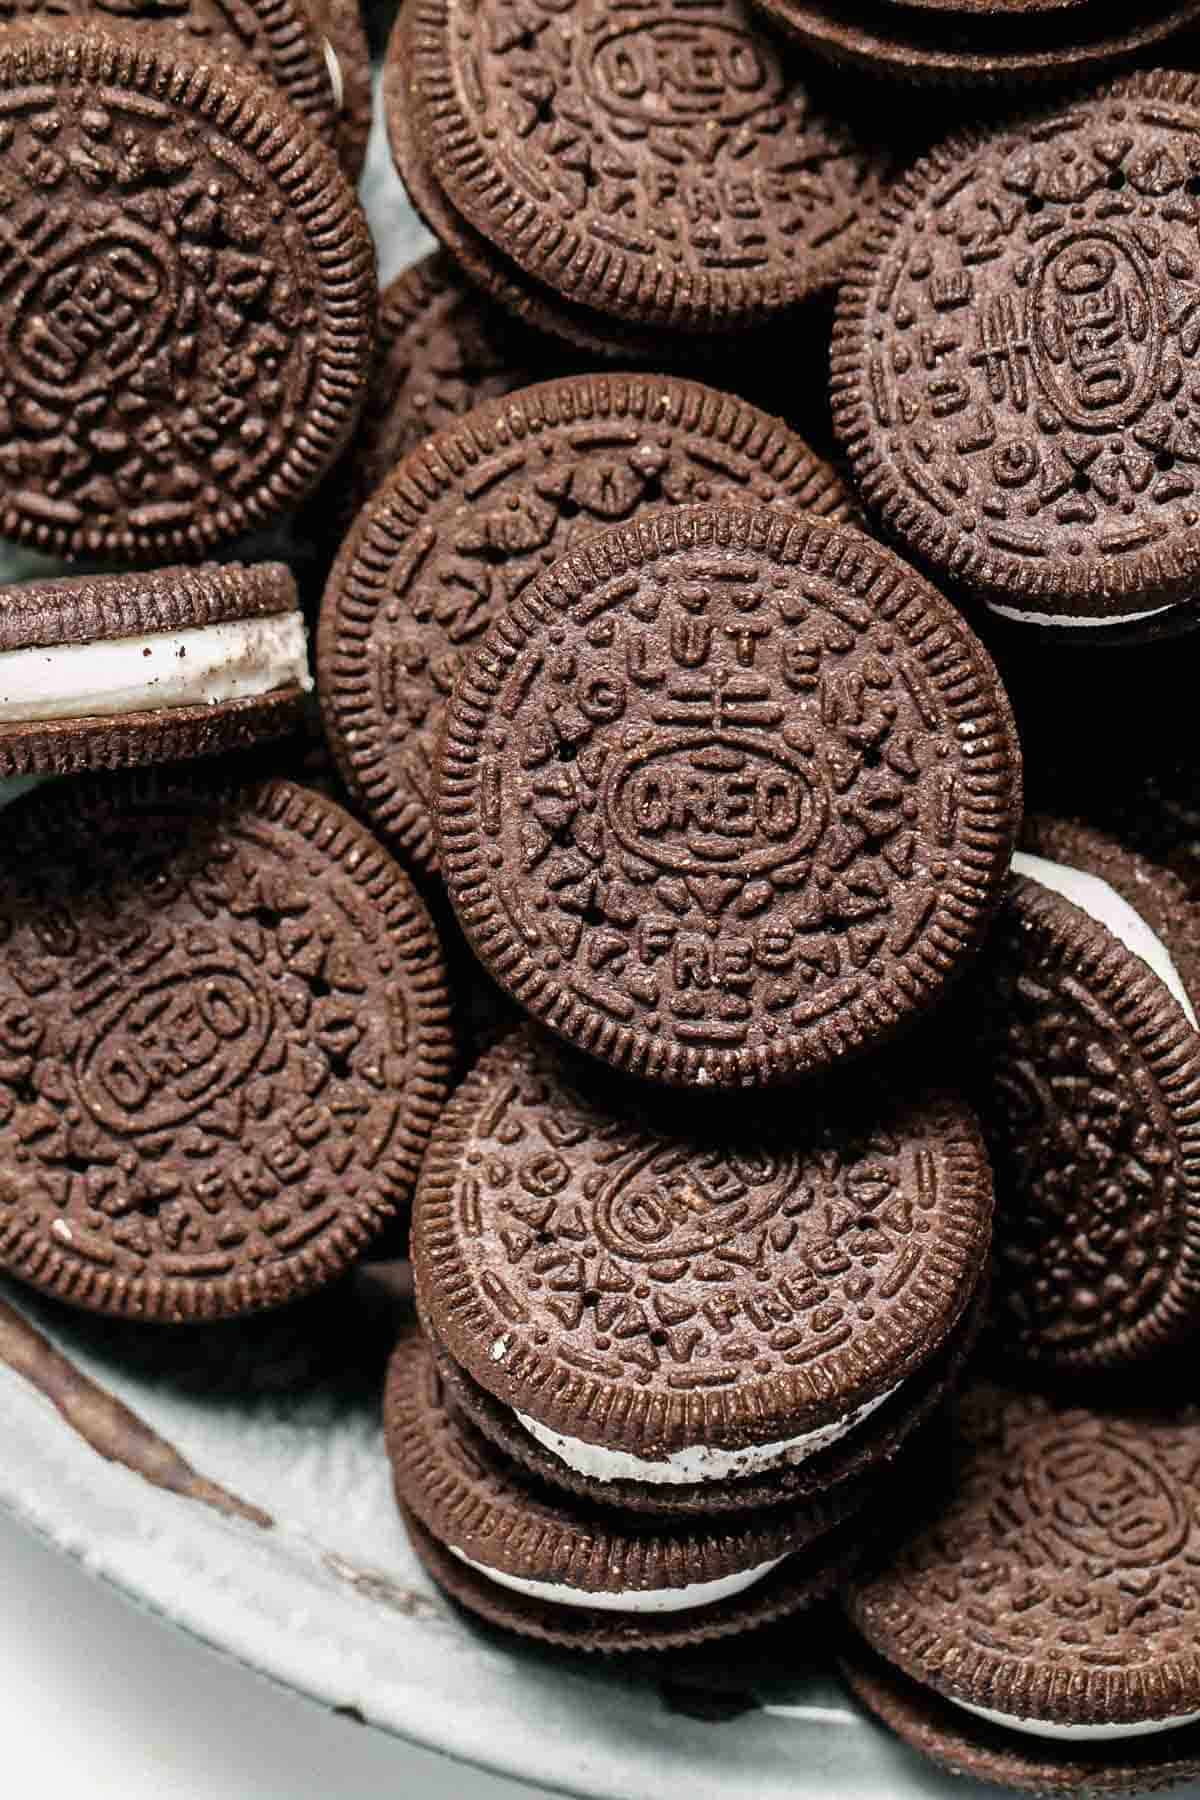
[0,51,1190,1800]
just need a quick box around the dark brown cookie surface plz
[407,0,890,335]
[386,1332,866,1651]
[413,1027,992,1468]
[319,375,853,874]
[0,772,453,1321]
[0,34,374,563]
[438,505,1022,1088]
[961,862,1200,1373]
[835,72,1200,621]
[847,1384,1200,1740]
[841,1639,1200,1797]
[0,562,310,776]
[310,0,371,180]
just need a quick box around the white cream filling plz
[1012,851,1198,1030]
[954,1696,1200,1744]
[448,1545,785,1614]
[0,613,312,723]
[322,38,345,111]
[513,1379,903,1487]
[987,602,1173,630]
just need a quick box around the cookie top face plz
[834,71,1200,621]
[848,1384,1200,1735]
[438,504,1022,1088]
[407,0,890,334]
[412,1027,992,1461]
[319,375,853,875]
[0,772,453,1321]
[0,34,374,562]
[967,850,1200,1372]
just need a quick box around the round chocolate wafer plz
[844,1383,1200,1786]
[438,505,1022,1088]
[0,562,310,776]
[834,72,1200,624]
[0,33,374,563]
[319,374,853,874]
[387,1331,866,1652]
[0,771,453,1321]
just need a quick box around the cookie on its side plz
[961,816,1200,1374]
[412,1027,993,1518]
[0,563,311,775]
[387,1332,868,1651]
[842,1382,1200,1794]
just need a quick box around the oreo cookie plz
[834,71,1200,629]
[319,375,853,875]
[395,0,892,344]
[0,34,374,562]
[0,771,453,1321]
[309,0,371,180]
[411,1027,993,1517]
[960,816,1200,1374]
[0,563,310,776]
[437,505,1022,1089]
[841,1382,1200,1793]
[387,1330,867,1651]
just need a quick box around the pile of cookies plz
[3,0,1200,1791]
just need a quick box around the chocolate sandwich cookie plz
[834,72,1200,628]
[0,563,311,776]
[399,0,892,341]
[758,0,1200,86]
[319,375,853,875]
[310,0,372,181]
[841,1383,1200,1794]
[0,34,374,563]
[0,771,453,1321]
[438,504,1022,1088]
[961,816,1200,1374]
[412,1027,993,1517]
[387,1331,866,1651]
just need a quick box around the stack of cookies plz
[3,0,1200,1790]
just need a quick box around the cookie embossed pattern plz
[407,0,890,335]
[833,70,1200,627]
[437,505,1021,1088]
[0,34,374,562]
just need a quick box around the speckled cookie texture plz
[843,1382,1200,1791]
[412,1026,992,1509]
[0,33,374,563]
[400,0,893,339]
[834,71,1200,625]
[0,562,309,776]
[308,0,371,179]
[0,771,453,1322]
[319,374,854,876]
[961,822,1200,1374]
[755,0,1200,87]
[386,1331,867,1651]
[437,504,1022,1088]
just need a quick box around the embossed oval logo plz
[585,22,782,128]
[76,965,271,1136]
[1025,1432,1189,1568]
[606,736,824,879]
[11,224,175,405]
[1031,231,1160,432]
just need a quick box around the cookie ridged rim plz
[839,1638,1200,1796]
[832,70,1200,612]
[847,1390,1200,1730]
[385,1332,841,1590]
[763,0,1200,84]
[308,0,371,178]
[0,34,374,563]
[988,873,1200,1370]
[406,0,874,334]
[0,689,307,777]
[319,377,853,874]
[0,563,298,654]
[411,1027,993,1452]
[436,504,1021,1086]
[0,774,454,1322]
